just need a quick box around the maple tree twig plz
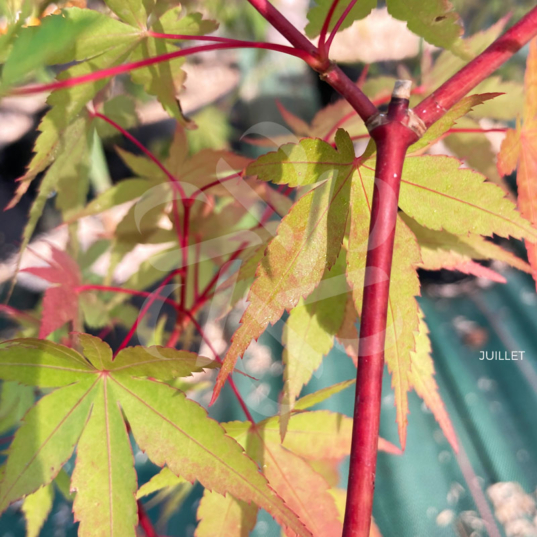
[414,5,537,127]
[343,81,419,537]
[245,0,377,123]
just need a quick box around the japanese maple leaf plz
[23,246,81,338]
[497,37,537,288]
[0,335,309,537]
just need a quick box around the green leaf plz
[305,0,375,39]
[196,489,258,537]
[104,0,149,28]
[0,382,34,435]
[246,128,355,187]
[116,147,167,182]
[409,93,502,153]
[128,7,217,124]
[387,0,466,57]
[67,179,151,222]
[71,379,138,537]
[0,339,94,387]
[281,249,348,439]
[46,7,139,65]
[96,95,139,139]
[398,156,537,242]
[111,346,219,379]
[1,13,95,87]
[0,337,307,535]
[0,378,97,512]
[22,484,54,537]
[111,376,309,536]
[293,379,355,411]
[214,131,354,403]
[136,467,186,499]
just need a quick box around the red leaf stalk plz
[342,83,419,537]
[137,501,159,537]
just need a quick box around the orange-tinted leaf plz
[496,38,537,288]
[213,131,354,403]
[409,311,458,451]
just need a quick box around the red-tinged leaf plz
[281,250,348,439]
[0,378,97,513]
[195,489,258,537]
[256,410,400,461]
[72,378,138,537]
[23,247,82,338]
[110,376,309,536]
[213,131,354,403]
[401,213,532,275]
[446,261,506,283]
[276,101,311,137]
[409,311,459,452]
[497,38,537,288]
[347,168,422,449]
[250,439,343,537]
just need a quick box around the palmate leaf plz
[497,37,537,289]
[8,3,216,209]
[213,130,354,403]
[236,129,533,448]
[281,249,348,439]
[0,335,308,537]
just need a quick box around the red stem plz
[180,200,192,310]
[414,6,537,127]
[75,285,179,309]
[245,0,377,122]
[91,112,186,200]
[184,311,255,424]
[324,0,357,54]
[114,269,182,356]
[12,42,315,97]
[342,94,418,537]
[137,501,159,537]
[318,0,341,57]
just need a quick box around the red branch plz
[12,42,315,97]
[318,0,341,56]
[342,92,418,537]
[414,6,537,127]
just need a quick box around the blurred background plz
[1,0,537,536]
